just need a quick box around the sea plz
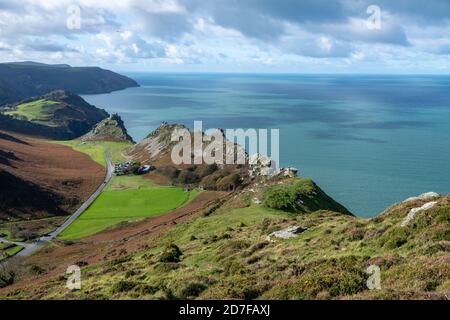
[82,73,450,217]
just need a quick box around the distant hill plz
[0,91,108,139]
[0,61,139,105]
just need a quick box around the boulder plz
[266,226,306,242]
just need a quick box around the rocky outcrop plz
[81,114,134,143]
[401,201,438,227]
[248,154,276,177]
[266,226,307,242]
[403,192,440,203]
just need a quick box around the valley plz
[0,63,448,301]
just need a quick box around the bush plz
[178,169,200,184]
[15,229,37,241]
[112,280,137,293]
[382,228,409,249]
[0,257,23,288]
[29,264,45,275]
[265,256,368,299]
[216,173,241,191]
[263,179,350,214]
[200,172,225,189]
[157,166,180,179]
[195,164,218,178]
[180,282,208,299]
[159,244,183,263]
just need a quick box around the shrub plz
[29,264,45,275]
[157,166,180,179]
[180,282,208,299]
[201,172,226,189]
[15,229,37,241]
[159,244,183,263]
[216,173,241,191]
[265,256,368,299]
[195,164,218,178]
[178,169,200,184]
[0,257,23,288]
[154,262,180,272]
[263,178,350,214]
[382,228,409,249]
[112,280,137,293]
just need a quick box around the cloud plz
[283,36,353,58]
[95,31,166,61]
[129,0,192,41]
[0,0,448,71]
[317,18,411,46]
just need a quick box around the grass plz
[4,245,23,256]
[55,140,133,167]
[3,188,450,299]
[0,244,24,260]
[58,175,200,240]
[4,99,60,125]
[106,175,157,191]
[0,216,67,242]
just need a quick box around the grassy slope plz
[0,244,24,261]
[5,99,60,125]
[28,190,448,300]
[55,140,133,167]
[1,136,447,300]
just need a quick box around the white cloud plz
[0,0,448,72]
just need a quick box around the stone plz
[266,226,306,241]
[401,201,438,227]
[403,192,440,203]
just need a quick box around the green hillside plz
[0,91,108,139]
[5,99,60,125]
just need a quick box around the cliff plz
[0,62,138,105]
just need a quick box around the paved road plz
[1,151,114,258]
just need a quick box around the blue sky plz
[0,0,449,74]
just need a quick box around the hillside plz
[1,173,448,299]
[0,130,104,233]
[0,123,447,300]
[81,114,134,143]
[0,91,108,139]
[127,123,251,190]
[0,62,138,105]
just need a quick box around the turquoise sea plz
[82,73,450,217]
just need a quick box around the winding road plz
[0,151,114,258]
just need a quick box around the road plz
[0,151,114,258]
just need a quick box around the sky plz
[0,0,449,73]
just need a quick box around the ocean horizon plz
[82,73,450,217]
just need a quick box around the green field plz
[56,140,133,167]
[58,175,199,240]
[5,99,60,124]
[0,243,24,260]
